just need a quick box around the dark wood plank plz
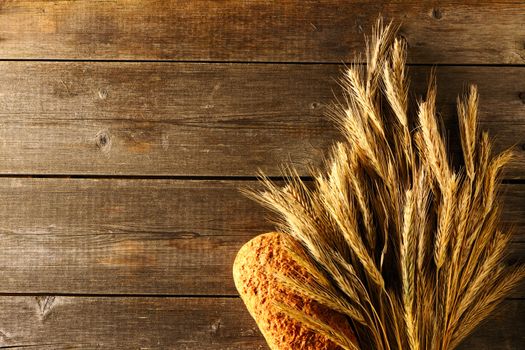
[0,1,523,63]
[0,178,523,295]
[0,178,272,295]
[0,297,264,349]
[0,62,523,177]
[458,299,525,349]
[0,296,521,349]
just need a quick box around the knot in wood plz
[96,130,111,152]
[98,88,109,100]
[310,102,321,109]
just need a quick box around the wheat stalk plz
[242,18,524,350]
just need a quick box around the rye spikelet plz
[242,18,524,350]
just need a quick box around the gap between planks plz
[0,59,523,67]
[0,175,521,185]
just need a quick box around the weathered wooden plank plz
[458,299,525,350]
[0,62,523,177]
[0,178,272,295]
[0,297,263,349]
[0,1,523,63]
[0,178,523,295]
[0,296,521,349]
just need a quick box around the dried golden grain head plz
[242,17,524,350]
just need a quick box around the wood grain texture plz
[0,296,521,349]
[0,178,522,296]
[0,62,523,177]
[0,1,523,63]
[0,1,522,348]
[0,296,264,349]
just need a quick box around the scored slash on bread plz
[233,232,357,349]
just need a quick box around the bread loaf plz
[233,232,356,349]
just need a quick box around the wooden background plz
[0,1,523,348]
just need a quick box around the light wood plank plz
[0,178,522,295]
[0,1,523,63]
[0,296,521,349]
[0,63,523,177]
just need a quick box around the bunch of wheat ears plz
[244,20,524,350]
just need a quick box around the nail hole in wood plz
[432,8,443,20]
[519,92,525,104]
